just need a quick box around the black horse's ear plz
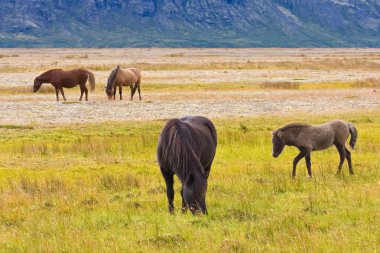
[186,172,195,186]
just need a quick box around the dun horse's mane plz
[106,66,120,91]
[158,119,206,193]
[279,122,310,131]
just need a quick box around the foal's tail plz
[348,123,358,149]
[87,71,95,91]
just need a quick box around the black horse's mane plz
[158,119,206,191]
[106,65,120,91]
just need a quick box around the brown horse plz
[157,116,217,214]
[272,120,357,178]
[33,69,95,101]
[105,66,141,100]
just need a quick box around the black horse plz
[157,116,217,214]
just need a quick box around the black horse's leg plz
[305,154,312,178]
[293,148,309,178]
[160,168,174,214]
[55,87,59,101]
[59,87,66,101]
[345,147,354,175]
[335,144,346,175]
[180,187,187,213]
[113,87,116,100]
[119,86,122,100]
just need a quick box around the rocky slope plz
[0,0,379,47]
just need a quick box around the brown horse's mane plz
[279,122,310,132]
[39,68,62,77]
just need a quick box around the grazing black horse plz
[157,116,217,214]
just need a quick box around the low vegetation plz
[0,78,379,95]
[1,56,380,73]
[0,113,379,252]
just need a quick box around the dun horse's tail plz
[348,123,357,149]
[87,71,95,91]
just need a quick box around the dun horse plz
[272,120,357,178]
[157,116,217,214]
[105,66,141,100]
[33,69,95,101]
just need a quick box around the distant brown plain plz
[0,48,379,125]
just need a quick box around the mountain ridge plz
[0,0,379,47]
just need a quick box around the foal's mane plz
[279,122,310,132]
[158,119,206,189]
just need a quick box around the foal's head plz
[183,172,207,214]
[33,77,43,92]
[272,130,285,158]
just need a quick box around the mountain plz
[0,0,379,47]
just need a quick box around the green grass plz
[0,113,379,252]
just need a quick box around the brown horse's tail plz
[348,123,357,149]
[87,71,95,91]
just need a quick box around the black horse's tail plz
[106,65,120,91]
[348,123,357,149]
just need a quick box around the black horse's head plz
[33,77,43,92]
[183,172,207,214]
[272,130,285,158]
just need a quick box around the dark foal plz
[272,120,357,178]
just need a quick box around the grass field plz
[0,113,379,252]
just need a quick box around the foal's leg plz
[160,168,174,214]
[293,147,310,178]
[180,187,187,213]
[55,87,59,101]
[305,154,312,178]
[345,147,354,175]
[59,87,66,101]
[335,144,346,175]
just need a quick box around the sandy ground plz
[0,48,379,125]
[1,48,380,87]
[0,89,378,125]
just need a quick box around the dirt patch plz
[0,89,378,126]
